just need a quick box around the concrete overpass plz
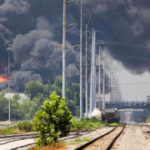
[105,101,150,109]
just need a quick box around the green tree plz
[66,83,80,116]
[24,81,51,118]
[0,91,8,121]
[25,81,49,100]
[11,94,24,120]
[51,76,62,96]
[19,98,37,119]
[51,76,80,116]
[33,92,72,146]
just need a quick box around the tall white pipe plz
[90,29,96,117]
[80,0,83,119]
[102,62,106,111]
[98,47,101,109]
[85,24,88,118]
[92,30,96,109]
[62,0,66,98]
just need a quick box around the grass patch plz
[71,118,106,131]
[0,121,11,125]
[0,126,23,135]
[67,138,90,145]
[108,122,120,127]
[146,116,150,123]
[0,121,33,135]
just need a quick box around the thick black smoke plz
[76,0,150,74]
[0,0,79,91]
[0,0,150,91]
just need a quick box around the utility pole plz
[98,47,101,110]
[93,30,96,110]
[90,29,96,117]
[62,0,66,98]
[111,73,115,104]
[7,50,10,122]
[85,24,88,118]
[90,48,92,117]
[102,62,105,111]
[110,64,112,103]
[80,0,83,119]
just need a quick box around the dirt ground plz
[111,125,150,150]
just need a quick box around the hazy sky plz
[109,54,150,102]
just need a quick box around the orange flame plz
[0,76,8,83]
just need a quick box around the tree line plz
[0,76,80,121]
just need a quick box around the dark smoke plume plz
[0,0,150,91]
[76,0,150,74]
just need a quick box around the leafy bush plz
[0,126,21,135]
[0,121,33,135]
[146,116,150,123]
[16,121,33,132]
[71,118,106,131]
[33,91,72,146]
[108,122,120,127]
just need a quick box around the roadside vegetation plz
[71,118,106,131]
[0,118,120,135]
[67,137,90,145]
[146,116,150,123]
[0,121,33,135]
[0,77,80,121]
[71,118,120,132]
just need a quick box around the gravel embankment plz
[111,125,150,150]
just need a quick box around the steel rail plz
[0,129,98,149]
[106,126,125,150]
[75,126,124,150]
[0,132,37,139]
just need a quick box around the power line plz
[97,40,147,48]
[39,0,75,12]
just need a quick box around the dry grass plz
[0,127,23,135]
[28,142,68,150]
[0,121,11,125]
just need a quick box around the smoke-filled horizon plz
[0,0,150,91]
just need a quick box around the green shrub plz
[68,137,90,145]
[33,91,72,146]
[71,118,106,131]
[146,116,150,123]
[108,122,120,127]
[0,127,21,135]
[16,121,33,132]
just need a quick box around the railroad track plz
[0,127,122,150]
[0,133,37,150]
[0,130,97,150]
[75,126,125,150]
